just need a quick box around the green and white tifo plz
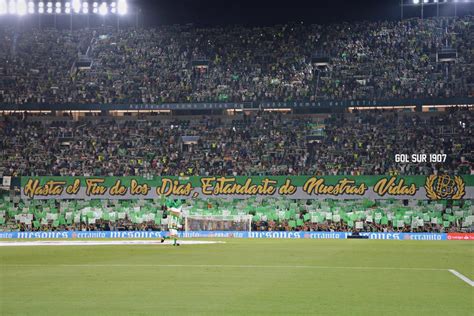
[0,239,473,316]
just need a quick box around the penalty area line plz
[448,269,474,287]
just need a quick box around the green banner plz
[20,175,473,200]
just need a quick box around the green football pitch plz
[1,239,473,316]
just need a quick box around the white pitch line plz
[0,240,225,247]
[448,269,474,287]
[0,264,447,271]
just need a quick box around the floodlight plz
[413,0,419,4]
[92,7,97,13]
[423,0,428,3]
[38,1,44,7]
[72,0,80,13]
[47,7,52,13]
[98,2,107,15]
[17,0,27,15]
[82,1,87,7]
[65,2,70,8]
[117,0,126,15]
[0,0,7,14]
[65,7,70,13]
[46,1,52,7]
[82,6,87,13]
[27,1,34,13]
[111,1,116,7]
[8,0,16,14]
[55,6,60,13]
[92,2,98,7]
[111,7,115,13]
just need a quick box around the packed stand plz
[1,110,472,177]
[1,16,473,104]
[0,196,472,233]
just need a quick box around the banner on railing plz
[1,97,473,111]
[0,230,455,240]
[20,175,473,200]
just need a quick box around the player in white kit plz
[160,207,182,246]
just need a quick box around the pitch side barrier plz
[1,231,473,240]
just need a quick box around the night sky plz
[132,0,473,26]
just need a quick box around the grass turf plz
[0,239,473,315]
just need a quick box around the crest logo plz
[425,175,465,200]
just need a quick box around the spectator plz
[0,17,472,105]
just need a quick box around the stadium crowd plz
[6,216,464,233]
[2,198,470,234]
[1,110,472,177]
[0,16,472,104]
[0,17,472,236]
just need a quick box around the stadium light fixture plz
[27,0,34,13]
[0,0,7,15]
[17,0,27,15]
[8,0,16,14]
[117,0,126,15]
[65,7,70,13]
[72,0,80,13]
[423,0,428,3]
[413,0,419,4]
[98,2,107,15]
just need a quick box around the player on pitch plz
[160,207,182,246]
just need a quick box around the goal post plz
[184,215,252,232]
